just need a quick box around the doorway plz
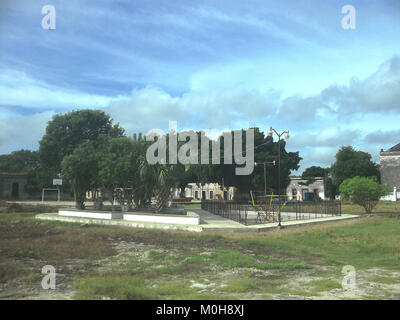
[11,182,19,198]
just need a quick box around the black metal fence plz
[201,201,249,224]
[201,200,341,226]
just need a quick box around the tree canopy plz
[302,166,329,179]
[39,109,125,174]
[0,150,40,173]
[197,128,301,195]
[331,146,380,188]
[61,140,101,209]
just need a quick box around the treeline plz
[1,109,302,209]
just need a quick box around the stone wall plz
[0,173,28,200]
[380,151,400,190]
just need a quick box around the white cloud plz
[0,69,127,110]
[291,146,338,175]
[1,55,400,172]
[106,86,280,134]
[288,127,359,149]
[364,129,400,145]
[321,56,400,115]
[0,110,54,154]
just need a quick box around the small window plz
[210,191,213,199]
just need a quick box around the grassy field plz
[341,201,400,215]
[0,204,400,300]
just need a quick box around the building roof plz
[290,177,324,181]
[386,143,400,152]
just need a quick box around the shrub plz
[339,176,391,214]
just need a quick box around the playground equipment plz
[249,190,289,224]
[114,188,134,212]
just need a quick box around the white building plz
[174,183,236,201]
[286,177,326,201]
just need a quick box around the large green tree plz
[39,109,125,176]
[61,140,103,209]
[331,146,380,188]
[97,137,134,202]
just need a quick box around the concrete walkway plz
[194,209,360,232]
[36,209,360,233]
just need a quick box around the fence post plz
[315,202,317,219]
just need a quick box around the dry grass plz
[341,201,400,215]
[0,202,58,214]
[0,214,116,263]
[2,207,400,299]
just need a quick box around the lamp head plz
[284,130,290,140]
[267,126,273,137]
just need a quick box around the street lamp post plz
[267,126,290,228]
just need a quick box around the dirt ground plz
[1,238,399,300]
[1,212,400,300]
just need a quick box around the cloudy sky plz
[1,0,400,173]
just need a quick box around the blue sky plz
[1,0,400,173]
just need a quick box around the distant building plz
[174,183,236,201]
[380,143,400,201]
[0,173,28,200]
[286,177,326,201]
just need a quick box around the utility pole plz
[264,163,266,196]
[254,161,276,195]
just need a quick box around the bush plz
[339,176,391,214]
